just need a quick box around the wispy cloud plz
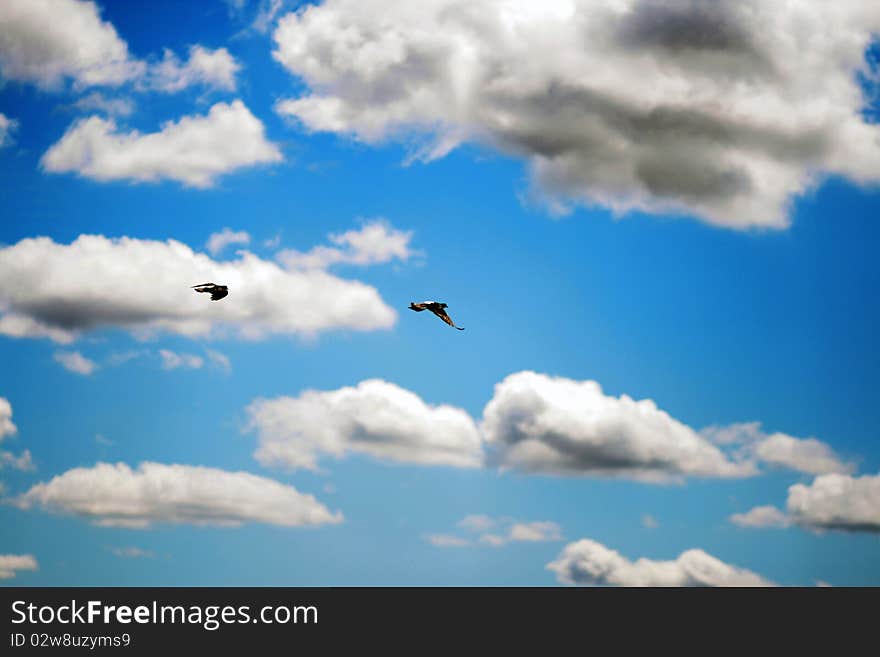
[54,351,98,375]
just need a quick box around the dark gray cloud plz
[272,0,880,229]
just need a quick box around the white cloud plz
[0,554,38,580]
[148,45,240,93]
[248,379,483,471]
[72,92,135,117]
[54,350,98,375]
[730,505,790,528]
[271,0,880,229]
[41,100,282,188]
[109,546,154,559]
[0,0,144,89]
[0,113,18,148]
[0,397,16,440]
[207,228,251,255]
[15,461,342,528]
[159,350,203,371]
[786,473,880,533]
[703,422,854,475]
[548,538,773,587]
[481,372,754,481]
[95,434,113,446]
[0,234,397,343]
[277,219,419,270]
[425,533,470,547]
[206,349,232,373]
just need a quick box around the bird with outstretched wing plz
[192,283,229,301]
[409,301,465,330]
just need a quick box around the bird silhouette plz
[409,301,465,330]
[191,283,228,301]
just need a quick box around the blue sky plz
[1,0,879,586]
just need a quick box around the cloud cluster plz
[0,554,38,580]
[54,350,98,375]
[277,219,419,270]
[0,0,144,89]
[0,1,241,97]
[272,0,880,228]
[249,372,853,485]
[248,379,483,471]
[0,234,397,343]
[482,372,753,481]
[15,461,342,528]
[547,538,773,586]
[42,100,282,188]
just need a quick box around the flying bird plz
[191,283,229,301]
[409,301,465,330]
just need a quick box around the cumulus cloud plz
[54,350,98,375]
[148,45,240,93]
[0,113,17,148]
[246,372,848,486]
[248,379,483,471]
[702,422,854,475]
[207,228,251,255]
[548,538,773,586]
[272,0,880,229]
[277,219,420,269]
[482,371,754,482]
[72,92,135,117]
[0,234,397,343]
[41,100,282,188]
[730,505,790,528]
[786,473,880,533]
[0,0,144,89]
[0,554,38,580]
[15,461,342,528]
[158,350,203,371]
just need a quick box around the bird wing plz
[431,306,464,330]
[210,288,229,301]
